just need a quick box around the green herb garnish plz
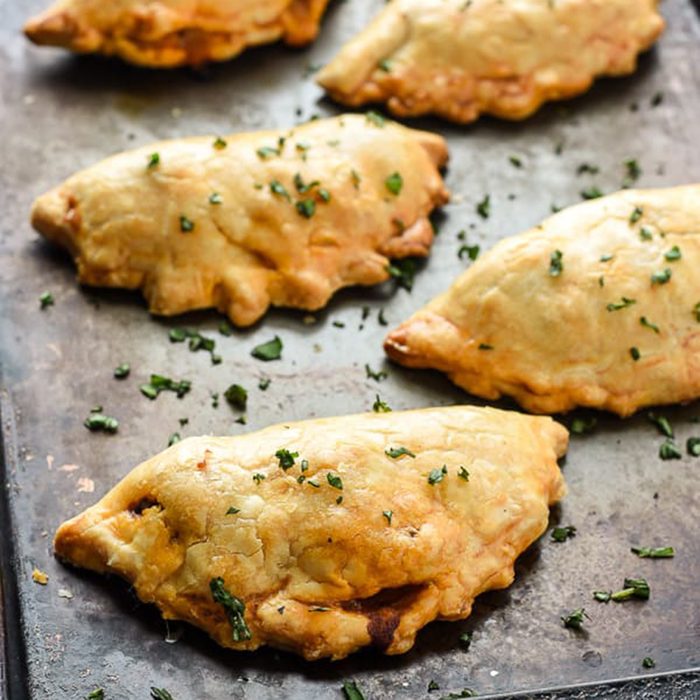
[179,215,194,233]
[561,608,587,629]
[571,416,597,435]
[251,336,282,361]
[687,437,700,456]
[458,632,472,650]
[630,347,641,361]
[385,446,415,459]
[647,412,673,437]
[610,577,650,601]
[476,194,490,218]
[86,690,105,700]
[373,395,392,413]
[642,657,656,669]
[258,377,271,391]
[209,192,222,205]
[296,199,316,218]
[623,159,641,187]
[365,111,386,128]
[631,546,674,558]
[327,473,343,490]
[341,680,366,700]
[382,510,393,525]
[150,689,174,700]
[275,448,299,470]
[213,137,227,150]
[593,591,611,602]
[651,268,672,285]
[226,506,240,515]
[167,432,181,446]
[549,250,564,277]
[640,317,660,334]
[629,207,643,224]
[581,186,603,200]
[252,473,266,484]
[509,155,523,168]
[114,363,130,379]
[39,291,54,309]
[427,465,448,485]
[659,439,681,460]
[210,577,251,640]
[458,244,480,261]
[270,180,291,201]
[385,172,403,195]
[256,145,280,159]
[551,525,576,542]
[457,466,470,481]
[224,384,247,411]
[386,258,417,291]
[84,412,118,433]
[664,245,681,261]
[147,152,160,169]
[140,374,191,399]
[607,297,636,311]
[640,226,654,241]
[365,364,387,382]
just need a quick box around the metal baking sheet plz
[1,0,699,697]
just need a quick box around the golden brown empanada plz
[385,185,700,417]
[317,0,664,124]
[24,0,330,67]
[54,406,567,660]
[31,115,449,326]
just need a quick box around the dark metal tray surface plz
[1,0,699,697]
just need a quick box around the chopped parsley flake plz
[179,215,194,232]
[210,577,251,640]
[687,437,700,456]
[581,186,603,200]
[600,253,614,262]
[623,159,642,187]
[86,690,105,700]
[84,412,119,433]
[365,364,388,382]
[270,179,291,201]
[659,439,681,460]
[365,111,386,128]
[256,145,280,159]
[169,328,220,364]
[561,608,587,629]
[251,336,283,361]
[147,152,160,169]
[458,632,472,651]
[351,169,362,189]
[476,194,490,219]
[630,347,641,361]
[640,316,660,334]
[385,446,415,459]
[213,137,227,150]
[275,448,299,470]
[114,363,130,379]
[458,244,480,261]
[252,473,266,484]
[150,689,174,700]
[571,416,597,435]
[296,199,316,218]
[607,297,636,311]
[610,577,650,601]
[427,465,448,485]
[648,412,673,437]
[140,374,191,400]
[457,466,470,481]
[226,506,240,515]
[224,384,247,411]
[341,680,366,700]
[386,258,417,291]
[629,207,643,224]
[373,395,392,413]
[551,525,576,542]
[385,172,403,195]
[327,473,343,490]
[577,163,599,175]
[478,343,493,350]
[549,250,564,277]
[209,192,222,205]
[631,546,674,558]
[651,268,671,285]
[39,291,54,309]
[664,245,681,261]
[258,377,271,391]
[642,657,656,669]
[382,510,393,525]
[167,432,181,446]
[640,226,654,241]
[509,155,523,168]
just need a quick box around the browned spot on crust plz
[197,449,213,470]
[366,608,401,649]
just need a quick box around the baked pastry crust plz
[385,185,700,417]
[54,406,567,660]
[317,0,665,124]
[24,0,330,67]
[31,115,449,326]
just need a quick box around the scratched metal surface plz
[1,0,700,698]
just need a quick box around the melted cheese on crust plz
[385,185,700,416]
[30,115,449,327]
[54,406,567,660]
[317,0,664,123]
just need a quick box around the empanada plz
[385,185,700,417]
[54,406,567,660]
[317,0,664,124]
[31,115,449,326]
[24,0,330,67]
